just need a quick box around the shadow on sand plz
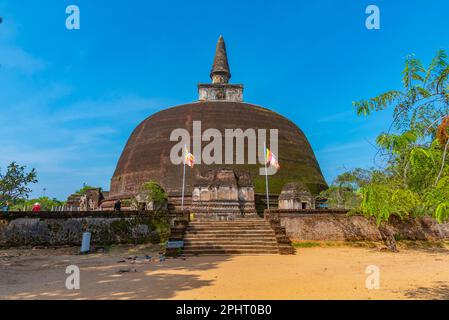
[404,281,449,300]
[1,252,234,300]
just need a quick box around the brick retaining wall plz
[265,210,449,241]
[0,211,187,247]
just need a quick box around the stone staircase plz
[183,219,286,255]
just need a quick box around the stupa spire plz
[210,35,231,84]
[198,36,243,101]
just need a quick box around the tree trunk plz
[435,137,449,186]
[378,224,398,252]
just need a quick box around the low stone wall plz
[0,211,184,247]
[266,210,449,241]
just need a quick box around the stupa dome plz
[110,101,327,198]
[107,36,327,205]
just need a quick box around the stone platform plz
[190,200,257,220]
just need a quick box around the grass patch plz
[292,240,449,250]
[292,241,322,248]
[292,240,381,249]
[396,240,448,250]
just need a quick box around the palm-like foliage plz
[354,51,449,135]
[333,50,449,223]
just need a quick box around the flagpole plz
[181,145,186,211]
[264,142,270,211]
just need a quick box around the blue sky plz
[1,0,449,200]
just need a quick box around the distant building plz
[278,182,315,210]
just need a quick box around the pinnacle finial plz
[210,35,231,84]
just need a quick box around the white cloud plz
[316,139,379,184]
[317,110,355,123]
[0,17,163,199]
[0,145,77,170]
[317,140,373,154]
[0,80,170,199]
[48,96,166,123]
[0,45,47,74]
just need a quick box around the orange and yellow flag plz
[184,146,195,168]
[266,148,280,170]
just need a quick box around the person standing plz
[114,199,121,212]
[2,201,10,214]
[32,202,41,212]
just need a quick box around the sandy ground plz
[1,243,448,300]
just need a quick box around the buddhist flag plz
[266,148,280,170]
[184,146,195,168]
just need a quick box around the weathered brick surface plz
[110,101,328,201]
[266,218,295,254]
[266,210,449,241]
[0,211,172,247]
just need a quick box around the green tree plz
[141,181,168,204]
[352,50,449,224]
[74,183,99,195]
[320,168,371,209]
[11,197,65,211]
[423,177,449,223]
[0,162,38,206]
[354,50,449,134]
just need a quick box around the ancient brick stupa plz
[102,36,327,217]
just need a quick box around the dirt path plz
[1,244,448,300]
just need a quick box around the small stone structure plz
[134,193,150,210]
[66,188,105,211]
[198,84,243,102]
[278,182,315,210]
[85,188,104,210]
[65,193,82,210]
[133,192,168,211]
[191,168,256,219]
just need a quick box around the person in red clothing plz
[32,202,41,212]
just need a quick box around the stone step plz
[184,245,279,250]
[190,219,265,222]
[187,228,274,232]
[187,225,273,230]
[185,232,275,238]
[185,232,276,237]
[189,221,269,224]
[189,220,269,224]
[189,222,269,226]
[187,226,273,231]
[182,249,280,255]
[188,224,269,228]
[184,242,278,248]
[190,220,265,223]
[190,221,270,226]
[184,235,277,240]
[177,218,285,255]
[184,240,278,246]
[186,233,274,237]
